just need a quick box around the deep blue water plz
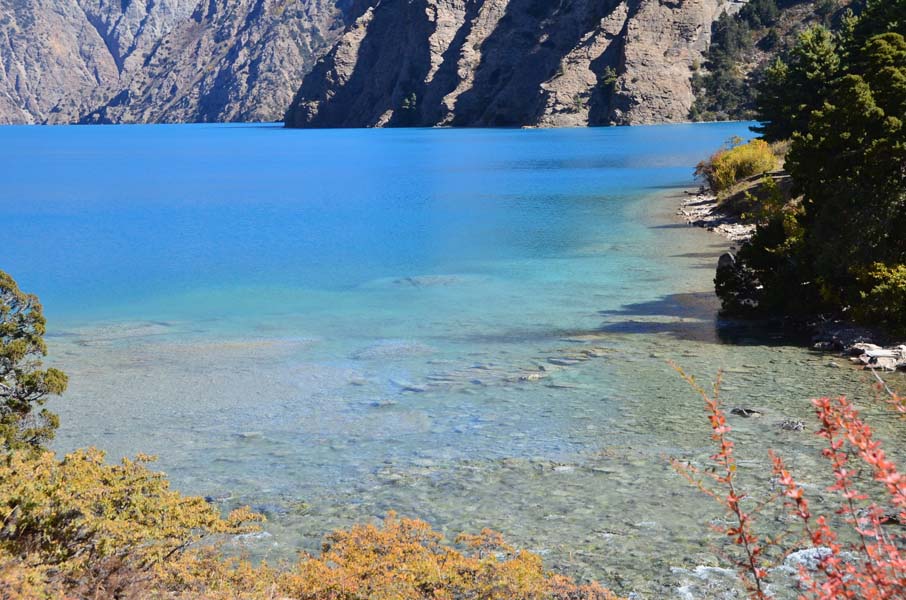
[4,123,750,324]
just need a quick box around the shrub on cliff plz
[0,270,68,453]
[853,263,906,332]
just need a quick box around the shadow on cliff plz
[417,0,483,123]
[287,1,435,127]
[586,0,634,126]
[450,0,622,126]
[288,0,632,127]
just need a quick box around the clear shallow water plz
[3,123,904,598]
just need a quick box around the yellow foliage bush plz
[1,450,622,600]
[278,512,615,600]
[695,139,777,193]
[0,448,262,599]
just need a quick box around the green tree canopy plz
[851,0,906,46]
[717,0,906,332]
[754,25,841,141]
[788,32,906,301]
[0,270,67,452]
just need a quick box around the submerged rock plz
[393,275,465,287]
[779,419,805,432]
[548,357,584,366]
[369,399,398,408]
[730,407,763,418]
[519,371,547,382]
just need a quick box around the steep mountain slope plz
[83,0,359,123]
[0,0,356,124]
[284,0,725,128]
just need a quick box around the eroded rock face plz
[0,0,357,124]
[285,0,724,128]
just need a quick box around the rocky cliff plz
[0,0,357,124]
[2,0,731,126]
[285,0,725,128]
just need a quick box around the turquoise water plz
[6,123,742,322]
[3,123,902,598]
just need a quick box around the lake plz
[2,123,897,597]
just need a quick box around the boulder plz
[850,342,883,356]
[731,407,764,418]
[866,349,897,358]
[717,252,736,271]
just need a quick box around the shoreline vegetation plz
[679,0,905,376]
[677,160,906,373]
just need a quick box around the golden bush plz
[696,139,777,193]
[1,450,622,600]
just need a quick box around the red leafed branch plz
[675,364,906,600]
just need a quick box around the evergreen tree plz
[754,26,840,141]
[0,270,67,452]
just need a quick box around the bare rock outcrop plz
[285,0,725,128]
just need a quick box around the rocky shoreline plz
[677,189,906,377]
[677,190,755,243]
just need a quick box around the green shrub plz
[854,263,906,334]
[695,139,777,193]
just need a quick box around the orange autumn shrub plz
[0,448,263,599]
[771,396,906,598]
[279,512,616,600]
[158,514,621,600]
